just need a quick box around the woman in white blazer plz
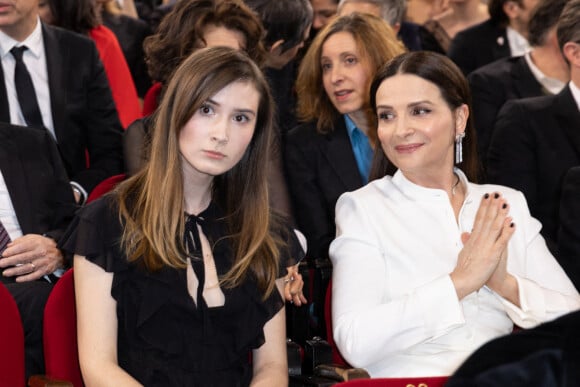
[329,51,580,378]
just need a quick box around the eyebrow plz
[235,109,257,117]
[205,98,257,116]
[376,100,433,109]
[320,51,357,61]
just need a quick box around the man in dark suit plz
[449,0,538,75]
[558,166,580,292]
[0,122,77,380]
[468,0,569,172]
[487,0,580,256]
[0,0,124,203]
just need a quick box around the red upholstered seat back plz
[142,81,162,117]
[0,282,25,387]
[43,269,83,387]
[86,174,126,204]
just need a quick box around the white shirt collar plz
[506,27,530,57]
[0,17,43,59]
[391,168,471,201]
[524,52,566,95]
[569,81,580,112]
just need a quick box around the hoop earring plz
[455,133,465,164]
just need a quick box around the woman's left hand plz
[281,265,307,306]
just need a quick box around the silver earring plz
[455,133,465,164]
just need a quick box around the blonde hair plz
[116,47,281,298]
[296,13,405,139]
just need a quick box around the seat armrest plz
[314,364,370,382]
[28,375,73,387]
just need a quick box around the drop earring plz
[455,133,465,164]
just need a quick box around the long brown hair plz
[116,47,281,298]
[295,13,405,137]
[369,51,480,182]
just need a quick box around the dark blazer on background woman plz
[285,118,364,262]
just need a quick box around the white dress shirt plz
[525,52,566,95]
[506,26,530,57]
[569,80,580,112]
[330,169,580,378]
[0,171,23,241]
[0,17,55,139]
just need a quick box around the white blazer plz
[330,169,580,377]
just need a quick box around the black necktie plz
[0,219,11,255]
[10,46,44,129]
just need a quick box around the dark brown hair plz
[488,0,523,26]
[44,0,101,34]
[557,0,580,51]
[144,0,266,84]
[527,0,568,47]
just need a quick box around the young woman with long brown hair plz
[64,47,305,386]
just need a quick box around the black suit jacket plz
[449,19,510,76]
[558,166,580,291]
[468,55,544,168]
[0,122,77,244]
[487,86,580,254]
[0,24,124,194]
[285,119,363,261]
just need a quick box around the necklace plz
[451,173,461,196]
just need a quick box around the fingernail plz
[502,203,507,209]
[510,222,515,228]
[494,193,500,199]
[484,193,489,199]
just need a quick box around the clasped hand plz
[0,234,64,282]
[451,192,516,301]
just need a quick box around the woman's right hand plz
[450,192,516,300]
